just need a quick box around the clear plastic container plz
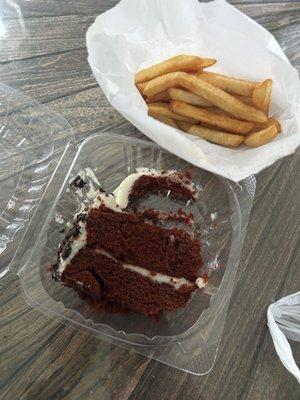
[1,84,256,375]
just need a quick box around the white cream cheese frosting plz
[58,220,87,274]
[94,248,196,290]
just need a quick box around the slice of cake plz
[52,168,206,319]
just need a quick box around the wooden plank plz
[243,285,300,400]
[45,86,135,141]
[241,176,300,400]
[2,0,118,18]
[273,24,300,68]
[0,276,149,400]
[234,1,300,18]
[0,49,97,104]
[2,1,299,19]
[0,15,95,62]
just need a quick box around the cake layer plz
[128,173,196,203]
[63,247,195,318]
[109,168,197,209]
[86,206,202,282]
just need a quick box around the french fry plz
[253,117,281,133]
[187,125,244,148]
[204,105,257,121]
[148,112,179,129]
[147,102,168,107]
[144,72,267,123]
[170,101,254,134]
[145,91,170,103]
[176,121,194,132]
[168,88,213,107]
[244,125,278,147]
[204,108,281,133]
[204,106,237,117]
[196,71,258,97]
[143,72,184,97]
[148,103,198,123]
[235,95,254,106]
[182,74,267,122]
[252,79,273,115]
[136,82,147,95]
[135,54,216,84]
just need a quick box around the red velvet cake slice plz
[53,168,206,319]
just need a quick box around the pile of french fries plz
[135,55,281,148]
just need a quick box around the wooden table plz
[0,1,299,399]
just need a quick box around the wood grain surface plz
[0,1,299,399]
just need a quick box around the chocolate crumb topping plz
[71,175,86,188]
[76,213,87,222]
[65,226,80,240]
[60,242,72,259]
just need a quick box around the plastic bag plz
[268,292,300,383]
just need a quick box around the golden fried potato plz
[253,117,281,133]
[144,72,267,123]
[148,112,179,129]
[145,91,170,103]
[244,125,278,147]
[252,79,273,115]
[135,54,216,83]
[148,103,198,123]
[187,125,244,148]
[168,88,213,107]
[196,71,258,96]
[169,101,254,134]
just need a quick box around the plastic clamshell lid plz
[0,83,74,278]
